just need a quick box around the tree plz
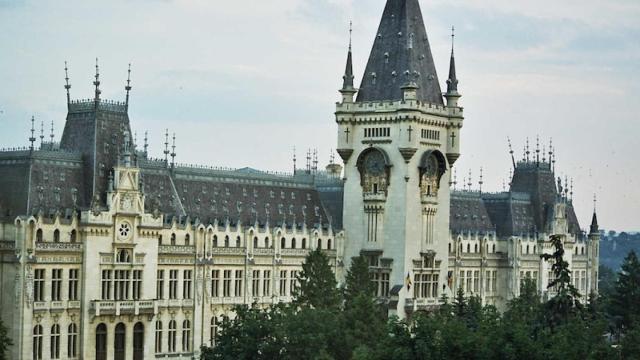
[0,318,12,360]
[610,250,640,331]
[341,256,386,358]
[541,234,583,328]
[292,248,340,310]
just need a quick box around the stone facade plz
[0,0,600,358]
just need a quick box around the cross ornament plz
[450,131,456,147]
[408,125,413,141]
[344,127,351,143]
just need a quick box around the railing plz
[35,242,83,252]
[159,245,196,254]
[0,241,14,250]
[211,247,246,256]
[280,249,310,257]
[91,300,157,316]
[253,248,275,256]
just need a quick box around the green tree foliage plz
[0,318,12,360]
[293,248,340,310]
[610,250,640,331]
[540,234,583,328]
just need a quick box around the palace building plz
[0,0,599,359]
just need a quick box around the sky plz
[0,0,638,231]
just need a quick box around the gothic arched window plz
[68,323,78,358]
[133,322,144,360]
[70,229,77,243]
[236,236,241,248]
[114,323,126,360]
[95,323,107,360]
[170,233,176,245]
[118,249,131,263]
[50,324,60,359]
[182,320,191,352]
[36,229,43,242]
[33,325,43,360]
[212,235,218,248]
[467,244,470,253]
[292,238,296,249]
[224,236,229,248]
[317,239,322,249]
[253,237,258,249]
[53,229,60,243]
[327,239,332,250]
[474,244,478,253]
[265,237,270,248]
[210,317,218,346]
[185,234,190,246]
[357,148,389,195]
[281,237,286,249]
[155,321,163,354]
[302,238,306,249]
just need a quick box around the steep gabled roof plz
[356,0,443,104]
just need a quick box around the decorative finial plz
[50,120,54,144]
[93,58,101,102]
[349,20,353,51]
[593,193,597,212]
[542,144,546,163]
[453,167,457,190]
[125,63,132,108]
[467,169,472,191]
[29,116,36,151]
[163,129,169,164]
[479,167,484,193]
[569,177,574,201]
[143,131,149,155]
[39,120,44,148]
[451,26,455,54]
[170,133,176,168]
[507,136,515,169]
[535,135,540,164]
[64,61,71,105]
[525,137,530,162]
[293,146,297,174]
[446,25,459,96]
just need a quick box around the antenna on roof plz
[508,167,513,187]
[349,20,353,52]
[64,61,71,107]
[125,63,132,110]
[29,116,36,151]
[467,169,472,191]
[569,177,573,202]
[507,137,515,169]
[163,129,169,164]
[306,149,311,174]
[313,149,318,173]
[170,133,176,169]
[93,57,101,103]
[330,149,335,165]
[593,193,597,213]
[542,143,546,163]
[525,137,530,163]
[479,167,484,194]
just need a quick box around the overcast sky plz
[0,0,638,231]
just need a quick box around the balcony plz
[158,298,195,309]
[32,300,81,312]
[405,297,440,312]
[91,300,157,316]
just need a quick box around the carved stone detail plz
[336,149,354,163]
[398,148,418,163]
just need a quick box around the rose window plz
[118,222,131,240]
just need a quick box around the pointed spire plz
[125,63,132,109]
[590,194,599,234]
[446,26,458,95]
[29,116,36,151]
[340,21,357,102]
[93,58,101,102]
[357,0,443,104]
[64,61,71,106]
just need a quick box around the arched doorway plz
[114,323,126,360]
[95,323,107,360]
[133,322,144,360]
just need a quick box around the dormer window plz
[117,249,131,263]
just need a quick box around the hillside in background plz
[599,231,640,270]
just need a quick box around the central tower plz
[336,0,463,318]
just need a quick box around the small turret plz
[339,22,357,103]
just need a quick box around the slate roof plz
[356,0,443,105]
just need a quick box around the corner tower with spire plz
[335,0,464,318]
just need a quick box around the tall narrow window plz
[183,270,192,299]
[265,237,270,248]
[182,320,191,352]
[171,233,176,245]
[155,321,163,353]
[210,317,217,346]
[157,270,165,299]
[68,323,78,358]
[223,270,231,297]
[53,229,60,242]
[168,320,177,353]
[33,325,43,360]
[279,270,288,296]
[114,323,126,360]
[253,237,258,249]
[34,269,45,301]
[291,238,296,249]
[70,229,77,243]
[317,239,322,249]
[95,323,107,360]
[133,270,143,300]
[327,239,332,250]
[133,322,144,360]
[302,238,306,249]
[51,268,62,301]
[36,229,43,242]
[212,235,218,248]
[234,270,243,297]
[281,237,286,249]
[68,269,79,301]
[236,236,241,247]
[289,270,298,295]
[169,270,178,299]
[115,270,130,300]
[252,270,261,297]
[211,270,220,297]
[184,234,190,246]
[224,235,229,247]
[263,270,271,297]
[50,324,60,359]
[101,270,112,300]
[381,272,390,297]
